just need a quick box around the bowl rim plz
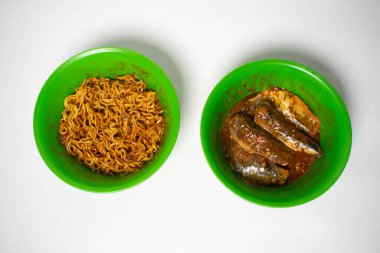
[34,47,180,193]
[200,58,352,207]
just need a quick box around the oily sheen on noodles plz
[59,74,165,175]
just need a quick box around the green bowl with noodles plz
[34,47,180,192]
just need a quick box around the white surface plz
[1,0,379,252]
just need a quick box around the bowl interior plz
[34,48,180,192]
[201,59,351,207]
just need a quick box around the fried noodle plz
[59,74,165,175]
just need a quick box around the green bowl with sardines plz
[200,59,351,207]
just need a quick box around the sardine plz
[227,141,289,186]
[246,88,320,138]
[228,114,294,166]
[254,101,323,157]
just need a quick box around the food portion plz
[59,74,165,175]
[222,87,323,186]
[253,101,322,156]
[225,141,289,186]
[247,88,321,138]
[228,114,294,166]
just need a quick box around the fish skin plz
[226,141,289,186]
[245,88,320,139]
[254,101,323,157]
[228,114,294,166]
[262,88,320,138]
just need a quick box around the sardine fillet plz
[228,114,294,166]
[254,101,323,157]
[247,88,320,138]
[234,149,288,185]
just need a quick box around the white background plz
[1,0,379,252]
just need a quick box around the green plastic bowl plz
[34,47,180,193]
[201,59,351,207]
